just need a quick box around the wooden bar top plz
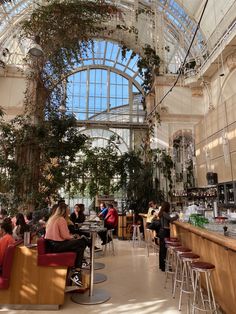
[173,221,236,252]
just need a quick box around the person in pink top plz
[45,203,88,287]
[0,221,15,267]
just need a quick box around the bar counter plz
[172,221,236,314]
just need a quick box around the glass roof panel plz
[70,40,143,85]
[67,63,144,124]
[0,0,207,72]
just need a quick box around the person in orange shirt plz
[0,221,15,267]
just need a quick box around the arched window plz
[67,68,143,123]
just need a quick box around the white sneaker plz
[70,271,83,287]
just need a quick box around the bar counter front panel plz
[172,221,236,314]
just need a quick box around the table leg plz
[71,230,110,305]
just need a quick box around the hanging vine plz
[0,0,164,210]
[0,0,121,210]
[153,148,174,198]
[21,0,121,115]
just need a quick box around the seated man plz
[98,203,108,220]
[0,221,15,268]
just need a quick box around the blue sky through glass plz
[67,40,144,122]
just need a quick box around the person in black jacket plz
[70,204,86,224]
[158,202,179,271]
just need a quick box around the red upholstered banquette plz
[37,237,76,267]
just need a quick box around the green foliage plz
[120,43,161,120]
[121,43,160,98]
[21,0,120,77]
[153,148,174,198]
[12,0,122,209]
[137,44,160,94]
[20,0,121,120]
[8,0,162,210]
[189,214,209,228]
[81,139,120,198]
[115,150,156,211]
[0,109,88,210]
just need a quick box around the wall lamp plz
[28,36,43,57]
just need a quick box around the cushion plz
[37,238,76,267]
[0,244,16,289]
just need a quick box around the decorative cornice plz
[160,113,203,124]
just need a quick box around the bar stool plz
[165,237,179,242]
[104,229,115,256]
[178,252,200,312]
[132,224,142,247]
[191,261,217,313]
[146,229,158,257]
[172,247,192,299]
[164,241,182,290]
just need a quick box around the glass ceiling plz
[70,40,143,87]
[0,0,207,74]
[66,40,146,151]
[79,128,129,154]
[66,40,144,119]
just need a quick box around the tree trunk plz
[15,78,48,210]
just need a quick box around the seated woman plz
[45,203,88,287]
[99,203,118,245]
[70,204,85,225]
[69,204,101,252]
[146,201,158,228]
[12,213,30,240]
[0,221,15,268]
[68,204,86,235]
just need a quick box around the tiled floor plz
[1,240,189,314]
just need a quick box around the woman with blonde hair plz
[146,201,157,228]
[45,203,88,287]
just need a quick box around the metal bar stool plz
[146,229,158,257]
[191,261,217,313]
[178,252,200,313]
[164,241,182,290]
[132,224,142,247]
[165,237,179,242]
[104,229,115,256]
[172,247,192,299]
